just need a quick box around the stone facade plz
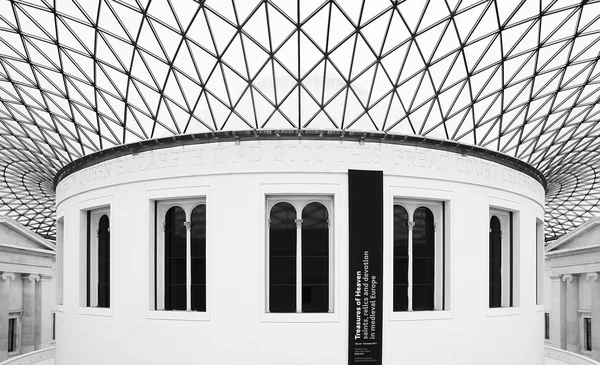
[0,216,55,362]
[545,218,600,361]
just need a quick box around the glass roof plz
[0,0,599,240]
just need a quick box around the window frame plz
[51,311,56,343]
[489,208,518,309]
[155,198,206,312]
[392,199,444,312]
[388,186,453,322]
[260,183,340,323]
[77,196,113,317]
[88,208,110,309]
[486,199,521,317]
[544,312,551,342]
[7,313,20,357]
[145,185,210,321]
[581,312,592,354]
[266,196,334,314]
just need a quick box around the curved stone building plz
[1,1,600,364]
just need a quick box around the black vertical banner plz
[348,169,383,365]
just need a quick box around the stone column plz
[551,274,567,349]
[0,272,15,362]
[564,274,580,353]
[34,276,49,350]
[587,272,600,361]
[21,274,40,354]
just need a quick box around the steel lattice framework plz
[0,0,599,240]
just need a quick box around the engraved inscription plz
[56,142,543,199]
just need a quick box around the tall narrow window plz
[489,209,514,308]
[584,317,592,351]
[97,215,110,308]
[536,219,544,305]
[267,197,332,314]
[8,317,16,353]
[164,206,186,310]
[84,207,110,308]
[544,312,550,340]
[269,202,297,313]
[52,312,56,341]
[393,200,444,312]
[155,199,207,312]
[489,216,502,308]
[393,205,409,311]
[190,205,206,312]
[301,202,329,313]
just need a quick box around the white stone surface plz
[55,139,546,365]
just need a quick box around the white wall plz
[55,139,545,365]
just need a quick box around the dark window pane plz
[544,313,550,340]
[393,284,408,311]
[302,202,328,313]
[269,284,296,313]
[165,284,186,310]
[191,205,206,312]
[302,257,328,285]
[393,205,409,311]
[302,285,328,312]
[393,257,408,284]
[97,214,110,308]
[585,318,592,351]
[413,258,434,285]
[413,284,434,311]
[269,202,296,312]
[191,284,206,312]
[489,216,502,308]
[8,318,15,352]
[269,257,296,285]
[52,313,56,341]
[413,207,434,311]
[165,206,186,310]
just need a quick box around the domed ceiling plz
[0,0,598,240]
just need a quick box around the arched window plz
[165,206,186,310]
[97,214,110,308]
[85,207,110,308]
[267,197,333,314]
[301,202,329,313]
[393,205,409,311]
[393,201,444,312]
[488,209,516,308]
[155,199,208,313]
[489,215,502,308]
[412,207,434,311]
[269,202,297,313]
[191,204,206,312]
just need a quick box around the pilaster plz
[0,272,16,362]
[550,274,567,349]
[34,276,49,350]
[586,272,600,361]
[21,274,40,354]
[564,274,580,353]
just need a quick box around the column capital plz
[23,274,40,282]
[562,274,580,282]
[585,272,599,281]
[40,275,53,282]
[0,272,15,281]
[550,274,563,281]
